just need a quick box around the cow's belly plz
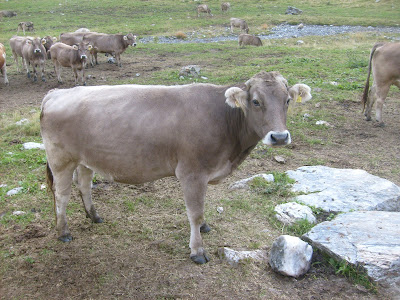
[207,161,233,184]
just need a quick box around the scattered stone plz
[201,76,208,80]
[0,184,7,188]
[315,120,333,127]
[297,23,304,30]
[40,184,46,190]
[285,6,303,15]
[302,113,311,120]
[7,187,23,196]
[217,206,224,214]
[303,211,400,297]
[286,166,400,213]
[269,235,313,278]
[23,142,45,150]
[330,81,338,86]
[274,156,286,164]
[274,202,316,225]
[229,173,274,190]
[218,247,267,265]
[15,118,29,125]
[296,40,304,45]
[135,73,141,77]
[179,65,201,78]
[107,57,116,64]
[13,211,26,216]
[315,102,321,108]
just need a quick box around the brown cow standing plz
[197,4,213,17]
[0,43,9,85]
[50,41,92,86]
[238,34,262,47]
[42,36,57,58]
[17,22,34,35]
[40,71,297,264]
[83,32,137,67]
[9,35,28,72]
[221,2,231,13]
[362,42,400,126]
[21,37,46,82]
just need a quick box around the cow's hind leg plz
[375,84,390,126]
[49,162,77,242]
[178,173,210,264]
[75,164,103,223]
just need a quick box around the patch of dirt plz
[1,49,399,300]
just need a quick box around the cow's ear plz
[72,45,78,50]
[87,44,93,51]
[123,35,128,41]
[225,87,248,112]
[52,37,57,42]
[289,84,312,103]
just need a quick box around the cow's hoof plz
[94,217,103,223]
[190,252,210,264]
[377,122,385,127]
[58,234,73,242]
[200,222,211,233]
[365,115,371,121]
[42,78,46,82]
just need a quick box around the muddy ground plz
[0,47,399,299]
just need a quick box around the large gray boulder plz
[269,235,313,278]
[303,211,400,297]
[286,166,400,212]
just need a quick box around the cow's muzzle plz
[34,49,41,53]
[132,43,137,47]
[263,130,291,146]
[81,55,87,60]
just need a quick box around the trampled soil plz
[0,46,399,300]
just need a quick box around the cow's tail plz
[362,43,384,112]
[46,162,56,219]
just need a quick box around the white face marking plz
[262,130,291,146]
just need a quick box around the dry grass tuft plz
[175,31,187,39]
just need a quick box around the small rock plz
[217,206,224,214]
[297,23,304,30]
[7,187,23,196]
[296,40,304,45]
[274,202,316,225]
[330,81,338,86]
[269,235,313,278]
[274,156,286,164]
[0,184,7,188]
[179,65,201,78]
[23,142,45,150]
[136,73,141,77]
[315,120,333,127]
[201,76,208,80]
[315,102,321,108]
[219,247,267,266]
[15,118,29,125]
[303,113,311,120]
[40,184,46,190]
[229,173,274,190]
[285,6,303,15]
[13,211,26,216]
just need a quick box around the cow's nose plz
[270,132,290,146]
[81,55,87,59]
[34,49,41,53]
[133,43,137,47]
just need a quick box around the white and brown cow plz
[230,18,249,34]
[362,42,400,126]
[41,71,294,264]
[17,21,34,35]
[82,32,137,67]
[0,43,9,85]
[50,41,92,86]
[21,36,46,82]
[9,35,29,72]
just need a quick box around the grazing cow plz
[9,35,29,72]
[0,10,17,18]
[17,22,34,35]
[362,42,400,126]
[221,2,231,12]
[0,43,9,85]
[197,4,213,17]
[50,41,92,86]
[41,71,294,264]
[21,37,46,82]
[230,18,249,34]
[83,32,137,67]
[42,36,57,58]
[238,34,262,47]
[288,84,312,104]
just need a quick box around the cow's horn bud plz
[72,45,78,50]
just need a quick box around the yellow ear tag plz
[296,96,302,103]
[235,100,240,108]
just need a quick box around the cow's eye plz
[286,98,291,105]
[252,99,260,107]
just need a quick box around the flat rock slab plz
[303,211,400,296]
[286,166,400,212]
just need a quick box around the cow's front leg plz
[179,174,210,264]
[75,164,103,223]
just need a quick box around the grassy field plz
[1,0,400,299]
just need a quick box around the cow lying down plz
[41,71,297,264]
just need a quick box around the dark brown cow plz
[41,71,294,264]
[221,2,231,12]
[82,32,137,67]
[0,43,9,85]
[21,37,46,82]
[42,36,57,58]
[362,42,400,126]
[50,41,92,86]
[9,35,28,72]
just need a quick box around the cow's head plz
[124,33,137,47]
[225,71,291,146]
[26,37,45,54]
[73,42,93,61]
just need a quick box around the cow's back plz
[41,84,230,183]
